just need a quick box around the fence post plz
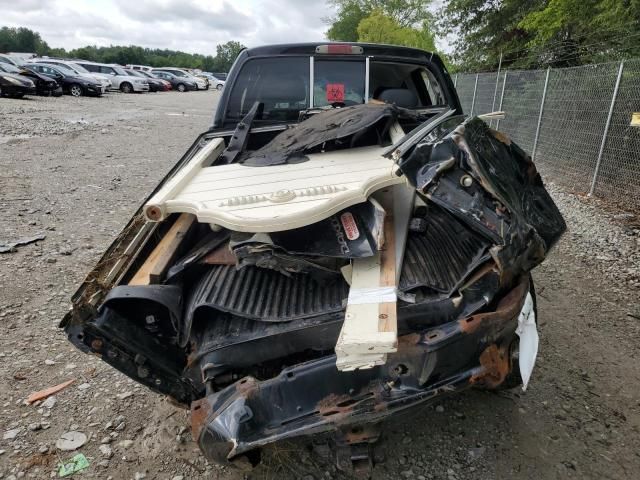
[470,73,479,116]
[589,60,625,196]
[454,73,458,88]
[495,71,508,131]
[531,67,551,162]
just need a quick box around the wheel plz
[216,84,223,91]
[120,82,133,93]
[69,84,83,97]
[177,83,186,92]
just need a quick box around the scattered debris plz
[0,234,46,253]
[58,453,90,477]
[3,428,21,440]
[27,379,75,404]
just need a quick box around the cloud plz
[1,0,334,55]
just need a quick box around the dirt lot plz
[1,91,639,480]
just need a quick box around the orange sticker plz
[326,83,345,102]
[340,212,359,240]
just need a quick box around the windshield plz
[167,70,187,77]
[68,62,90,74]
[112,66,127,76]
[47,64,75,75]
[0,63,21,73]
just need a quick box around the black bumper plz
[192,275,530,463]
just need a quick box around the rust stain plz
[343,424,380,444]
[202,242,236,265]
[470,344,511,388]
[459,275,529,334]
[490,129,512,145]
[190,397,210,441]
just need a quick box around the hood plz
[0,73,35,87]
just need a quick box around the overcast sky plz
[0,0,334,54]
[1,0,452,55]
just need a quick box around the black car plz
[23,63,103,97]
[124,69,163,92]
[0,70,36,98]
[0,63,62,96]
[151,70,197,92]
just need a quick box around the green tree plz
[0,26,50,55]
[326,1,367,41]
[214,41,245,71]
[357,10,436,51]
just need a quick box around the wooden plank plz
[335,187,400,369]
[202,242,236,265]
[129,213,195,285]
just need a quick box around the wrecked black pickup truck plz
[61,43,566,474]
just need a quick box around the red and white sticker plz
[340,212,360,240]
[326,83,345,103]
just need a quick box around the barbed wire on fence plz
[454,58,640,211]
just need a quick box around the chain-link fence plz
[454,59,640,211]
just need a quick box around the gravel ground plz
[1,91,639,480]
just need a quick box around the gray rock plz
[3,428,21,440]
[42,396,56,409]
[55,431,87,451]
[99,444,113,458]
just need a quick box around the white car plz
[151,67,208,90]
[74,61,149,93]
[203,73,225,90]
[29,59,112,92]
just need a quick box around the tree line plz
[326,0,640,71]
[0,26,244,72]
[4,0,640,74]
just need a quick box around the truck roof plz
[242,42,442,63]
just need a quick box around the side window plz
[100,66,115,75]
[313,60,365,107]
[369,62,446,107]
[82,64,99,73]
[225,57,309,123]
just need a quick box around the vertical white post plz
[589,60,625,196]
[532,67,551,162]
[454,73,458,88]
[496,71,508,131]
[490,52,503,127]
[470,73,479,116]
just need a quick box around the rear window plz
[313,60,365,107]
[225,57,309,124]
[369,62,445,107]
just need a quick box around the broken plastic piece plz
[58,453,89,477]
[27,379,75,404]
[516,292,538,391]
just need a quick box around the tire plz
[69,84,83,97]
[120,82,133,94]
[216,84,223,91]
[177,83,186,92]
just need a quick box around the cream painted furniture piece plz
[144,138,406,233]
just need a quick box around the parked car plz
[0,70,36,98]
[211,72,227,80]
[137,70,172,91]
[23,63,103,97]
[151,70,196,92]
[74,61,149,93]
[152,67,208,90]
[30,59,112,91]
[201,72,225,90]
[124,69,164,92]
[0,63,62,96]
[0,53,23,67]
[61,42,566,475]
[126,64,153,72]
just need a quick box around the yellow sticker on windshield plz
[631,113,640,127]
